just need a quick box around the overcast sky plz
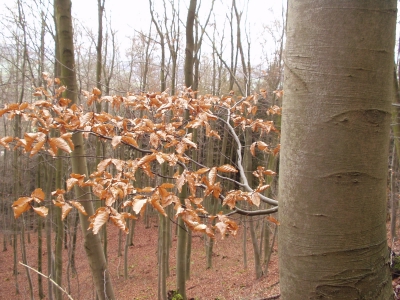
[71,0,285,36]
[70,0,286,60]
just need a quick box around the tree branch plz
[19,262,74,300]
[218,111,278,206]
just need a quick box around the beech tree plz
[279,0,397,298]
[54,0,115,298]
[3,0,398,299]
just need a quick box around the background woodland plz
[0,0,399,299]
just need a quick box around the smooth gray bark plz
[279,1,397,298]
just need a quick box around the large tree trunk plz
[54,1,115,299]
[278,1,396,299]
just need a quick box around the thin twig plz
[19,262,74,300]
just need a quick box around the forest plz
[0,0,398,299]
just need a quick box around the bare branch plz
[19,262,74,300]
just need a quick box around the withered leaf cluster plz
[4,74,281,238]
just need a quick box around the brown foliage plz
[5,74,281,238]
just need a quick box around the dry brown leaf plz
[205,227,215,238]
[257,141,269,152]
[162,194,178,207]
[0,136,13,150]
[263,170,277,176]
[273,144,280,156]
[256,184,270,193]
[251,193,261,207]
[109,213,128,234]
[49,137,72,154]
[151,198,167,217]
[30,133,46,157]
[132,199,148,216]
[60,202,73,220]
[61,133,74,151]
[186,173,196,196]
[190,197,203,205]
[111,159,125,172]
[209,167,217,185]
[155,153,165,164]
[207,129,221,140]
[88,207,109,234]
[12,197,32,219]
[97,158,112,173]
[70,201,88,216]
[19,102,29,110]
[121,136,138,148]
[122,200,133,208]
[215,221,227,238]
[195,167,210,175]
[212,182,222,199]
[137,186,155,193]
[149,133,160,148]
[66,178,79,192]
[92,87,102,96]
[193,224,207,232]
[159,183,175,189]
[51,189,65,196]
[216,214,238,238]
[31,188,45,203]
[52,193,65,207]
[222,192,236,209]
[120,212,137,220]
[80,112,94,125]
[58,98,71,107]
[266,215,280,225]
[217,164,238,173]
[176,171,186,193]
[182,137,197,149]
[111,136,122,148]
[175,142,186,155]
[32,206,48,217]
[138,153,157,166]
[24,133,38,152]
[250,142,257,157]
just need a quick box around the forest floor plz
[0,216,280,300]
[2,217,400,299]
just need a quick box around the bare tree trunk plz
[176,208,187,300]
[248,217,262,278]
[54,151,63,300]
[243,127,262,278]
[242,215,247,269]
[69,211,79,275]
[12,1,27,293]
[102,26,116,99]
[228,5,238,92]
[232,0,248,96]
[20,219,34,300]
[149,0,166,91]
[96,0,105,93]
[45,162,54,300]
[184,0,197,88]
[54,1,115,298]
[157,214,168,300]
[37,157,44,299]
[390,143,398,243]
[279,1,396,297]
[162,0,180,95]
[391,66,400,243]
